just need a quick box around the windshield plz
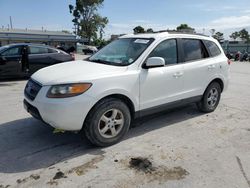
[89,38,154,66]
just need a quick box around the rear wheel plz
[84,98,131,147]
[197,82,221,113]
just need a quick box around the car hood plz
[31,60,128,85]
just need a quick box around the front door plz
[139,39,184,110]
[0,46,23,78]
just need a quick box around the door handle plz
[208,65,216,70]
[173,72,183,78]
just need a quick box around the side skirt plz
[135,95,202,118]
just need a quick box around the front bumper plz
[23,99,42,121]
[24,86,96,131]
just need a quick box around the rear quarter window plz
[182,39,208,62]
[203,40,221,57]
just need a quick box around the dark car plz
[0,43,74,79]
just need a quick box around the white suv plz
[24,32,230,146]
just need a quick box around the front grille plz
[24,79,42,101]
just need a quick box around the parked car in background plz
[82,45,98,55]
[234,51,241,61]
[0,43,74,79]
[24,32,230,146]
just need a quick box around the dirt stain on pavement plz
[16,174,40,184]
[0,185,10,188]
[129,157,155,173]
[128,157,189,183]
[68,155,105,176]
[30,174,40,180]
[115,157,189,187]
[47,179,58,186]
[53,171,67,180]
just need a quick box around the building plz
[0,28,83,49]
[222,40,250,53]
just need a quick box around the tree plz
[176,24,193,31]
[146,28,154,33]
[92,38,110,48]
[133,26,145,34]
[239,29,250,42]
[69,0,108,43]
[230,31,240,41]
[213,32,224,42]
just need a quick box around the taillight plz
[227,59,232,65]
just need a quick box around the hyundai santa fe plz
[23,32,230,146]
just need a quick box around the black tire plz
[83,98,131,147]
[197,82,221,113]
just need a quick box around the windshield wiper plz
[89,58,124,66]
[89,58,129,66]
[90,59,112,64]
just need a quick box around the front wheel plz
[83,98,131,147]
[197,82,221,113]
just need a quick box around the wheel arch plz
[82,93,136,130]
[208,78,224,92]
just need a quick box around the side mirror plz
[144,57,165,68]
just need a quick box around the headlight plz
[46,83,92,98]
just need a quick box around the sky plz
[1,0,250,39]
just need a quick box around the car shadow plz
[0,104,203,173]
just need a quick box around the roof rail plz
[152,30,209,37]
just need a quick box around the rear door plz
[28,46,53,74]
[0,46,23,78]
[180,38,218,98]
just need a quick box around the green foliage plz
[230,31,240,40]
[146,28,154,33]
[213,32,224,42]
[239,29,250,42]
[133,26,145,34]
[176,24,193,31]
[229,29,250,42]
[91,38,110,48]
[69,0,108,43]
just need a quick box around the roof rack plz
[153,30,209,37]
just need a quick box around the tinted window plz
[149,39,177,65]
[1,46,22,56]
[48,48,58,53]
[203,40,221,57]
[182,39,208,62]
[29,46,49,54]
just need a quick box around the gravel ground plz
[0,61,249,188]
